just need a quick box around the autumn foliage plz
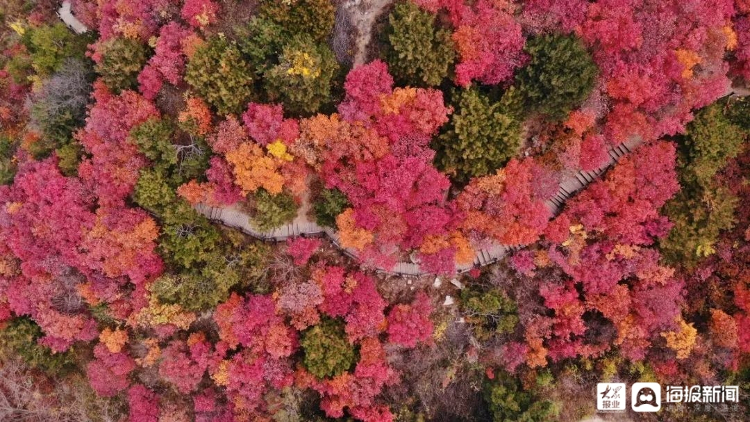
[1,0,749,421]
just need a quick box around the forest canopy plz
[0,0,749,421]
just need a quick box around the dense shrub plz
[483,372,560,422]
[0,318,76,375]
[661,187,737,268]
[461,287,519,341]
[676,103,746,190]
[0,134,18,185]
[258,0,335,43]
[25,23,91,77]
[313,188,350,228]
[263,36,339,115]
[151,243,267,311]
[30,59,94,159]
[660,103,746,267]
[251,189,299,232]
[301,318,356,378]
[515,33,597,120]
[383,1,455,87]
[158,201,223,269]
[185,37,254,115]
[175,137,211,183]
[95,37,150,93]
[236,16,286,74]
[434,88,521,183]
[134,168,177,213]
[55,142,84,177]
[725,96,750,130]
[130,118,178,176]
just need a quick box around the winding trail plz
[201,86,746,276]
[53,6,748,276]
[345,0,393,66]
[196,136,643,276]
[57,1,88,34]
